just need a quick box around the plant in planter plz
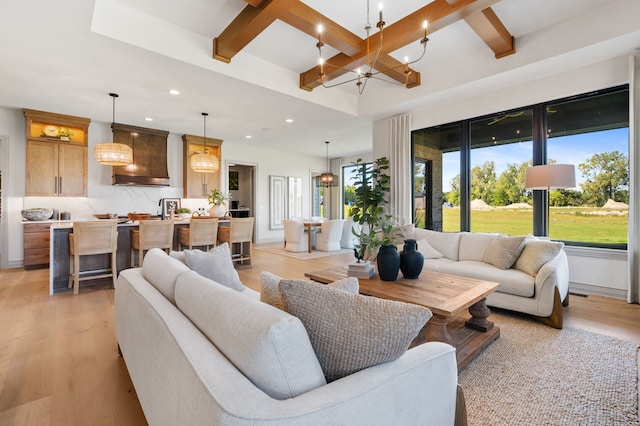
[175,207,191,219]
[349,157,401,281]
[208,189,231,217]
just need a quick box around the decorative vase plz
[210,205,225,217]
[400,239,424,279]
[377,245,400,281]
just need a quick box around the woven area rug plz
[254,244,353,260]
[458,312,639,425]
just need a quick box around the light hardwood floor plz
[1,247,638,425]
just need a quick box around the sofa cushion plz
[175,270,327,400]
[390,223,416,245]
[414,229,461,261]
[458,232,498,261]
[279,279,432,382]
[514,238,564,276]
[183,244,245,291]
[438,260,535,298]
[422,257,457,272]
[260,272,358,310]
[142,248,190,304]
[482,235,526,270]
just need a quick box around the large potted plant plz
[349,157,400,281]
[208,189,231,217]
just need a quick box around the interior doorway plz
[226,161,257,238]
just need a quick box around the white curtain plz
[329,157,342,219]
[628,56,640,303]
[389,114,413,225]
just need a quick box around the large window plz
[342,163,365,218]
[412,86,629,248]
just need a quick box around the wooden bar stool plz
[130,220,175,267]
[218,217,254,267]
[177,218,218,250]
[68,221,118,295]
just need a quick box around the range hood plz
[111,123,170,186]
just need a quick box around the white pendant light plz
[93,93,133,166]
[191,112,220,173]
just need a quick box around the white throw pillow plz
[183,243,245,291]
[482,235,526,270]
[513,238,564,276]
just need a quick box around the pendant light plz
[317,141,338,187]
[93,93,134,166]
[191,112,220,173]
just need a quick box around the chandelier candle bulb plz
[378,3,383,23]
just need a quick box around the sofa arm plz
[260,341,459,425]
[533,250,569,317]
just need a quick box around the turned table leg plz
[465,297,493,332]
[425,314,453,344]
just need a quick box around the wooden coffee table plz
[305,266,501,370]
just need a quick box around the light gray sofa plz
[408,228,569,329]
[115,248,461,425]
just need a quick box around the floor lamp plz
[525,164,576,236]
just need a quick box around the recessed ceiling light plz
[168,89,180,95]
[245,135,252,139]
[145,117,153,121]
[285,118,294,123]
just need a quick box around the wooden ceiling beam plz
[464,7,514,58]
[279,2,362,57]
[244,0,266,7]
[213,0,298,63]
[300,0,502,91]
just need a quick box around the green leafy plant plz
[349,157,395,261]
[176,207,191,214]
[208,189,231,206]
[58,127,73,138]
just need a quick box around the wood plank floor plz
[1,247,638,425]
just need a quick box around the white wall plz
[373,55,633,298]
[0,109,327,267]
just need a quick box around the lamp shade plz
[93,142,133,166]
[191,152,220,173]
[316,172,338,187]
[525,164,576,190]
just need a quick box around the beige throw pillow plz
[260,272,358,310]
[279,279,432,382]
[183,244,245,291]
[482,235,526,270]
[513,238,564,276]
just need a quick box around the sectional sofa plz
[114,248,462,425]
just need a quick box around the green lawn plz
[442,207,627,243]
[346,205,628,244]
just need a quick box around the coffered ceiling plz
[0,0,637,158]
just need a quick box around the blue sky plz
[340,128,629,192]
[442,127,629,192]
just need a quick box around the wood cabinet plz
[24,109,90,197]
[24,222,51,269]
[182,134,223,198]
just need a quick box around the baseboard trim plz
[569,281,628,300]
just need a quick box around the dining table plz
[302,220,323,253]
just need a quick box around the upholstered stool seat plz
[130,220,175,267]
[178,218,218,250]
[68,221,118,295]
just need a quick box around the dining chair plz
[130,220,175,266]
[283,219,308,252]
[340,217,360,249]
[218,217,254,267]
[177,218,218,250]
[68,221,118,295]
[315,219,344,251]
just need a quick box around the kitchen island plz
[48,219,229,295]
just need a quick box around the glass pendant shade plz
[191,152,220,173]
[93,142,133,166]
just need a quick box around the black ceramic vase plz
[400,239,424,279]
[377,245,401,281]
